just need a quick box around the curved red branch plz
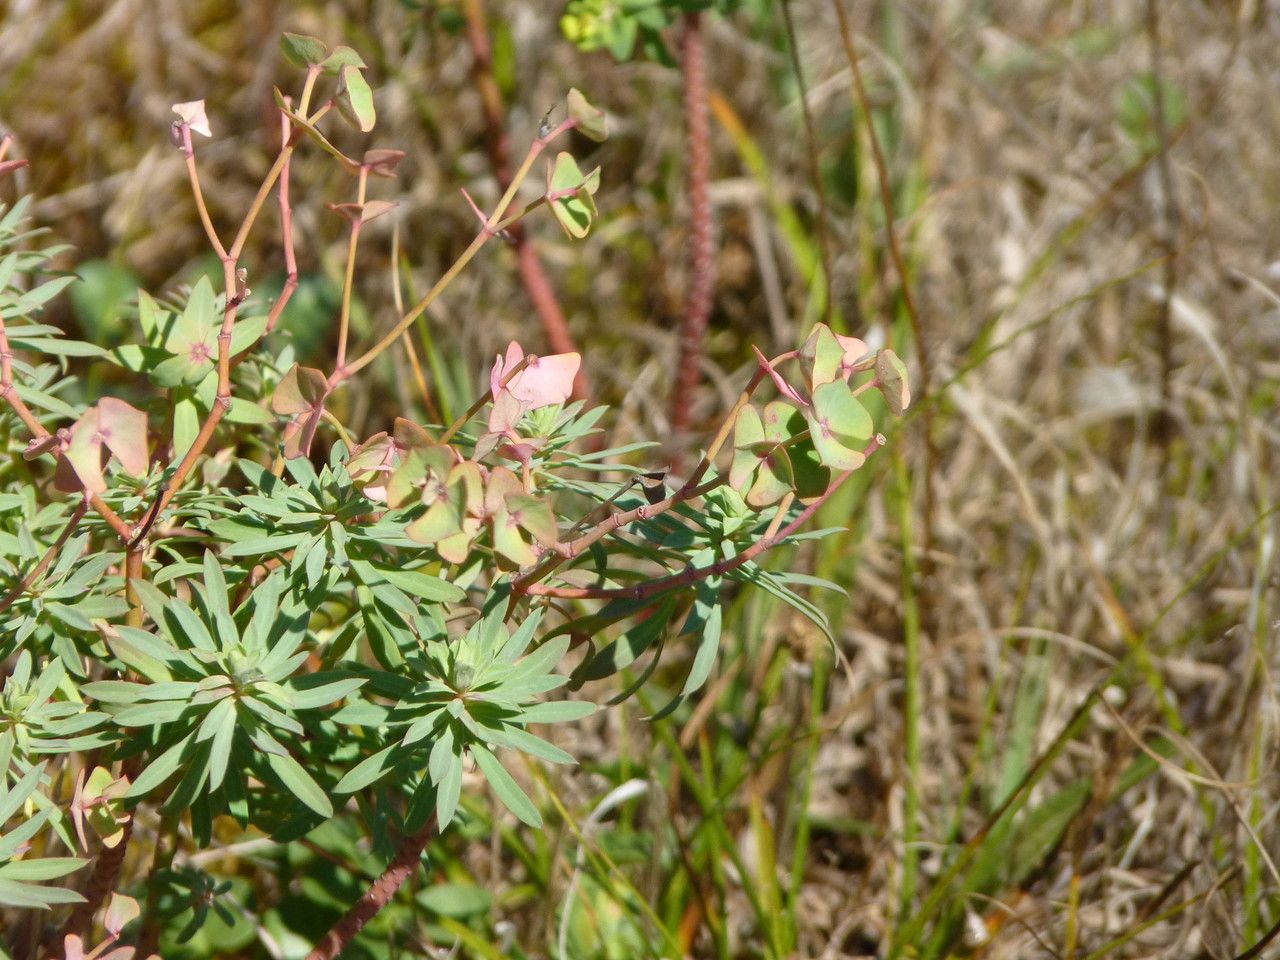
[526,437,885,601]
[305,818,436,960]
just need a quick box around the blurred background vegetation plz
[3,0,1280,957]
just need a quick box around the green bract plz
[336,65,376,133]
[567,88,608,141]
[279,32,327,69]
[806,381,873,471]
[730,402,796,508]
[546,152,602,239]
[876,348,911,414]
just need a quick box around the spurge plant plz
[0,31,908,959]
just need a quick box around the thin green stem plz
[785,650,830,944]
[779,0,834,329]
[389,222,440,426]
[130,81,314,545]
[179,125,226,260]
[228,66,319,261]
[830,0,937,564]
[298,65,320,117]
[894,451,922,931]
[334,167,368,372]
[340,119,577,380]
[228,148,293,261]
[320,407,355,451]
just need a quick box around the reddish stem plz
[130,102,302,547]
[0,502,87,615]
[179,124,227,261]
[305,819,436,960]
[513,364,770,601]
[462,0,588,399]
[669,11,716,462]
[524,438,884,601]
[124,546,144,628]
[543,477,723,561]
[267,105,300,335]
[338,117,578,382]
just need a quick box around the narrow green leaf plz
[503,634,570,686]
[200,549,236,642]
[428,724,456,784]
[264,752,332,817]
[165,600,215,652]
[220,532,309,557]
[106,626,176,682]
[680,591,722,697]
[16,274,75,312]
[0,811,51,864]
[207,701,237,791]
[287,674,366,710]
[0,877,86,909]
[80,681,147,704]
[517,699,597,723]
[0,763,45,823]
[480,725,574,765]
[470,744,540,827]
[577,598,675,681]
[113,701,191,726]
[436,751,463,829]
[161,741,211,813]
[7,337,104,357]
[127,732,195,799]
[350,558,465,603]
[0,857,86,881]
[334,744,400,794]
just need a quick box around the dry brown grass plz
[3,1,1280,957]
